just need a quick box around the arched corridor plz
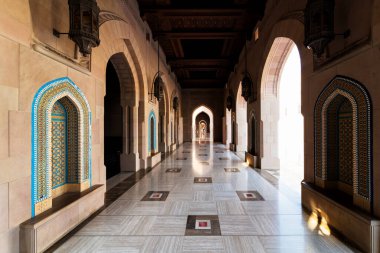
[2,0,380,252]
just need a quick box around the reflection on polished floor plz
[55,143,355,253]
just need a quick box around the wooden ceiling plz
[137,0,266,89]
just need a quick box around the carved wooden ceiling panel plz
[137,0,266,89]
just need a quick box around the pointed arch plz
[192,105,214,142]
[31,77,91,217]
[148,111,157,155]
[314,76,372,212]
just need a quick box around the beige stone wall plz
[0,0,181,251]
[225,0,380,220]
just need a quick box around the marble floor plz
[54,142,357,253]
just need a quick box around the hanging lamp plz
[149,26,164,101]
[241,39,252,102]
[53,0,100,56]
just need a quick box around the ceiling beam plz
[180,78,226,84]
[172,66,229,71]
[141,8,249,14]
[168,58,231,67]
[157,31,240,39]
[181,83,225,89]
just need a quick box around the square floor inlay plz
[219,157,229,160]
[200,162,209,165]
[194,177,212,183]
[166,168,182,173]
[198,154,208,156]
[236,191,264,201]
[182,151,191,154]
[195,220,211,230]
[141,191,169,201]
[176,157,187,160]
[224,168,240,173]
[216,151,224,153]
[185,215,221,236]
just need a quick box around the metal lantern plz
[153,74,163,101]
[226,95,233,111]
[241,39,252,102]
[241,73,253,102]
[304,0,335,57]
[173,97,179,111]
[68,0,100,56]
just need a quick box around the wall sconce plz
[53,0,100,56]
[304,0,350,57]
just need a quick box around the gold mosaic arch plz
[314,76,372,210]
[31,77,91,216]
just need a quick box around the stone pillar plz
[235,121,248,152]
[261,96,280,170]
[120,105,140,172]
[159,114,167,153]
[138,101,147,169]
[178,117,183,145]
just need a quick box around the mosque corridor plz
[53,143,355,253]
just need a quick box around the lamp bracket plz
[335,29,351,39]
[53,29,69,38]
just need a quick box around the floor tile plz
[223,236,266,253]
[183,236,225,252]
[188,201,218,215]
[53,143,356,253]
[219,215,263,235]
[194,177,213,183]
[185,215,221,236]
[141,191,170,201]
[217,201,246,215]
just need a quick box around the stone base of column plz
[159,142,167,154]
[170,143,177,152]
[120,153,140,172]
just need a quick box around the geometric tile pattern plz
[166,168,181,173]
[51,101,67,189]
[338,101,353,185]
[236,191,264,201]
[185,215,221,236]
[31,77,92,216]
[314,76,372,203]
[141,191,169,201]
[194,177,212,183]
[224,168,240,173]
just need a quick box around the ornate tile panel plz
[314,76,372,202]
[31,77,92,217]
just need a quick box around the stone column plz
[159,114,166,153]
[120,105,140,172]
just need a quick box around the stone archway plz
[235,83,248,152]
[192,106,214,142]
[107,53,139,173]
[260,37,304,184]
